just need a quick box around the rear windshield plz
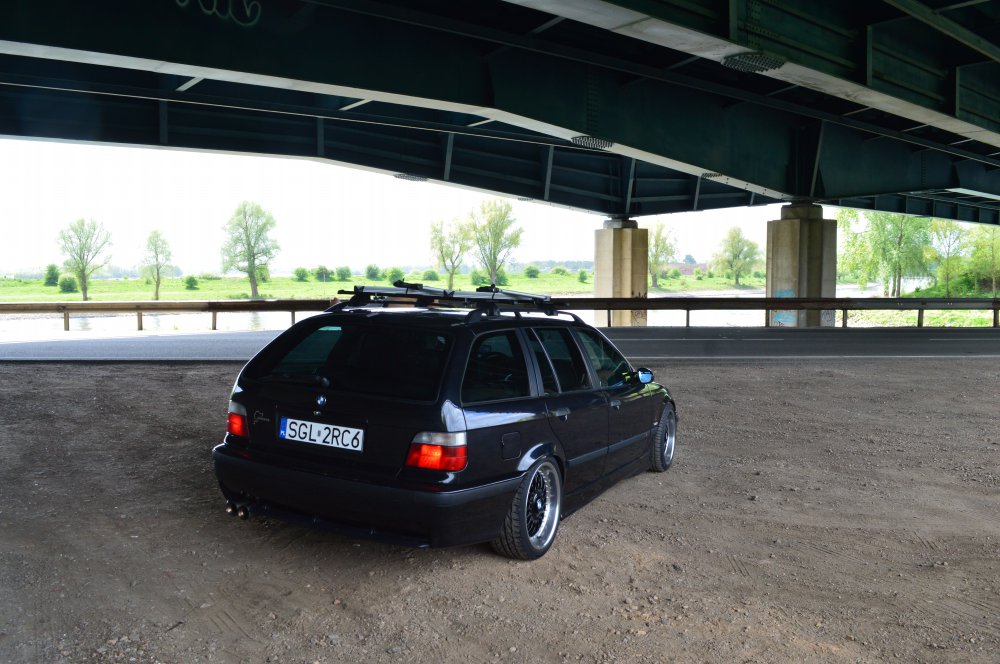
[247,323,452,402]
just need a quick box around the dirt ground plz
[1,359,998,664]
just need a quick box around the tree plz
[683,254,696,265]
[839,210,931,296]
[930,219,966,297]
[221,201,279,299]
[141,230,173,300]
[365,264,382,280]
[293,267,309,282]
[44,264,60,287]
[523,264,540,278]
[58,276,78,293]
[314,265,331,282]
[647,223,677,288]
[58,218,111,301]
[386,267,404,283]
[185,276,199,290]
[969,225,1000,296]
[335,266,352,281]
[465,200,522,285]
[430,219,472,291]
[712,227,760,286]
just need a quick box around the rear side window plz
[254,324,451,402]
[532,328,591,392]
[462,331,530,403]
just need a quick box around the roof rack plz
[328,280,582,322]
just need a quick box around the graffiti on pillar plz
[175,0,262,28]
[771,288,797,327]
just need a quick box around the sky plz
[0,137,786,277]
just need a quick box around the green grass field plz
[0,271,595,302]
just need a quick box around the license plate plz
[279,417,364,452]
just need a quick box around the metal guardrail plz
[1,296,999,329]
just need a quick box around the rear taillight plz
[227,401,248,437]
[405,432,467,471]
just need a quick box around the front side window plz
[532,327,591,392]
[250,323,452,402]
[575,328,632,388]
[461,331,531,403]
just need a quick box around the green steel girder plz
[0,0,998,223]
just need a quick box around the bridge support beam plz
[595,219,647,327]
[766,204,837,327]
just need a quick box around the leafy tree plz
[469,268,487,286]
[712,227,760,286]
[314,265,331,282]
[385,267,404,283]
[335,266,352,281]
[58,218,112,301]
[578,269,588,283]
[647,223,676,288]
[969,225,1000,296]
[683,254,696,265]
[58,276,78,293]
[840,210,932,296]
[365,264,382,280]
[422,269,440,281]
[930,219,967,297]
[44,264,60,287]
[465,200,522,285]
[430,220,472,291]
[551,266,568,276]
[184,276,198,290]
[293,267,309,282]
[523,264,540,278]
[141,230,173,300]
[221,201,279,299]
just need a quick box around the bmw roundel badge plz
[316,394,327,407]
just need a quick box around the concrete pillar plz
[594,218,647,327]
[766,203,836,327]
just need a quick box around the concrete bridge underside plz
[2,0,1000,325]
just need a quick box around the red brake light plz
[227,412,247,437]
[405,443,467,471]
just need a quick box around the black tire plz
[491,458,562,560]
[650,403,677,472]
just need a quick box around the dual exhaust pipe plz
[225,501,251,520]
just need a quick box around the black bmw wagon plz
[213,284,678,559]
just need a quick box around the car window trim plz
[459,327,537,405]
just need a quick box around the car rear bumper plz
[212,444,520,548]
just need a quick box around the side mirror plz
[635,368,654,384]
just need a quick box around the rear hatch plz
[235,318,455,479]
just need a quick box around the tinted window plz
[526,329,559,395]
[575,328,632,387]
[533,328,591,392]
[254,324,451,402]
[462,331,531,403]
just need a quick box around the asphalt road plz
[1,327,999,361]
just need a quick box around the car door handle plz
[550,407,571,420]
[610,400,622,411]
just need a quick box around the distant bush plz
[314,266,331,282]
[752,270,764,279]
[524,265,540,278]
[198,273,222,281]
[365,264,382,280]
[694,268,704,280]
[551,266,568,276]
[58,276,78,293]
[578,269,588,283]
[44,264,60,287]
[385,267,404,284]
[184,276,199,290]
[707,270,715,279]
[422,269,440,281]
[670,268,681,279]
[335,266,352,281]
[470,269,487,286]
[496,268,509,287]
[293,267,309,282]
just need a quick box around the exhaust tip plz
[236,505,250,520]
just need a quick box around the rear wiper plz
[255,373,331,387]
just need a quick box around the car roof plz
[313,306,586,334]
